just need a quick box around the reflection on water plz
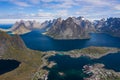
[21,30,120,51]
[96,52,120,72]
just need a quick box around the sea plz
[0,24,120,80]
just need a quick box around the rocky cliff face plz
[46,17,95,39]
[100,18,120,37]
[95,18,120,37]
[94,18,106,29]
[0,31,26,56]
[40,20,53,31]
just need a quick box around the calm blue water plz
[1,25,120,51]
[0,60,20,75]
[45,55,93,80]
[21,30,120,51]
[96,52,120,72]
[46,52,120,80]
[1,25,120,79]
[0,24,13,29]
[20,30,120,80]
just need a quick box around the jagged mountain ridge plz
[46,16,95,39]
[98,17,120,37]
[46,17,120,39]
[94,18,106,29]
[8,19,54,34]
[1,16,120,38]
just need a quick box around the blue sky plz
[0,0,120,23]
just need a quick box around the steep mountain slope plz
[94,17,120,37]
[94,18,106,29]
[46,17,95,39]
[0,31,26,55]
[0,31,44,80]
[99,18,120,37]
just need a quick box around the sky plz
[0,0,120,23]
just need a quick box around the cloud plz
[80,0,110,6]
[0,0,120,21]
[114,5,120,10]
[2,0,119,9]
[10,0,31,7]
[29,0,40,4]
[0,19,44,24]
[55,10,68,17]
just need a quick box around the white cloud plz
[81,0,110,6]
[114,5,120,10]
[0,0,120,21]
[29,0,40,4]
[0,19,45,24]
[10,0,31,7]
[55,10,68,17]
[42,0,79,9]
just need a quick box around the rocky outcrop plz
[83,64,120,80]
[46,17,95,39]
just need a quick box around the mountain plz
[94,18,106,29]
[40,19,65,31]
[7,20,53,34]
[39,20,52,31]
[95,17,120,37]
[0,31,26,55]
[100,18,120,37]
[46,17,95,39]
[9,20,41,34]
[0,16,119,38]
[0,31,45,80]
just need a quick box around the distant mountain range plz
[9,20,41,34]
[97,18,120,37]
[1,16,120,39]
